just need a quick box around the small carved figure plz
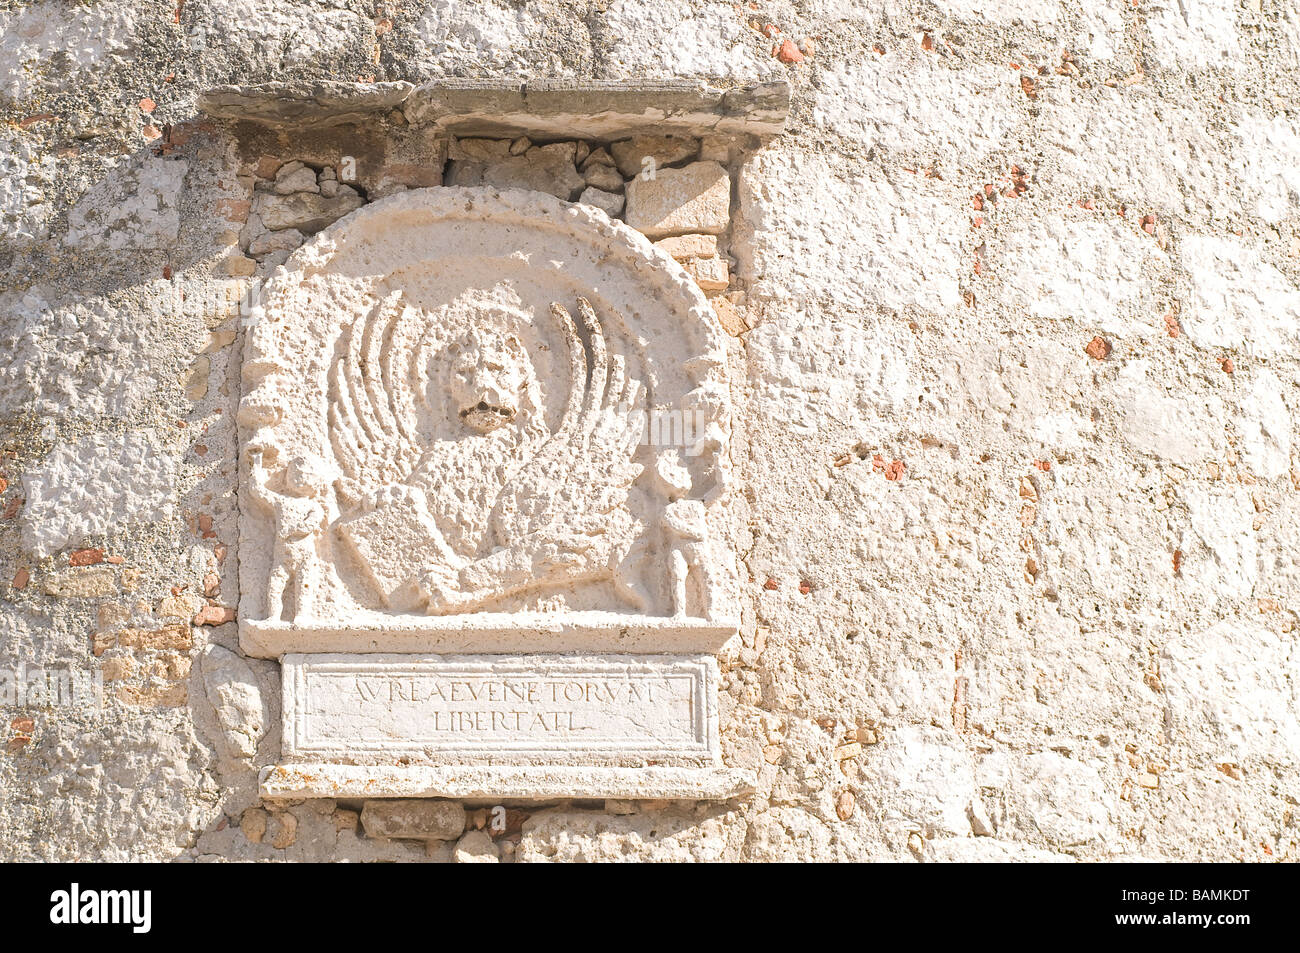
[246,448,331,623]
[664,498,709,617]
[654,451,718,618]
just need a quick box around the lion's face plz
[445,328,530,434]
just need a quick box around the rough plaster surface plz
[0,0,1298,863]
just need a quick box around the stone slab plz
[281,653,719,766]
[260,763,756,802]
[200,79,790,138]
[405,79,790,138]
[237,189,737,636]
[199,81,414,125]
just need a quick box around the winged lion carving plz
[327,294,649,615]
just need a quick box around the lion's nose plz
[478,382,513,407]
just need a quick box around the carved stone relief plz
[238,187,738,658]
[237,187,747,798]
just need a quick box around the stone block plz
[255,188,364,233]
[443,144,584,200]
[610,135,699,178]
[654,234,718,260]
[360,800,466,841]
[578,186,624,217]
[684,255,729,292]
[624,161,730,239]
[280,653,718,767]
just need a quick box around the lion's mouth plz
[460,401,517,432]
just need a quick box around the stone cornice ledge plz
[260,764,758,802]
[198,78,790,138]
[198,80,415,125]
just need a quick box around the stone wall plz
[1,0,1298,862]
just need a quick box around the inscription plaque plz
[284,653,717,766]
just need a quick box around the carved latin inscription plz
[283,653,718,766]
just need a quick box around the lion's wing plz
[487,297,644,548]
[328,291,423,507]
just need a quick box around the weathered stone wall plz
[1,0,1298,861]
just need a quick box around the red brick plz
[193,604,235,626]
[1084,336,1111,360]
[776,38,804,63]
[214,198,251,223]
